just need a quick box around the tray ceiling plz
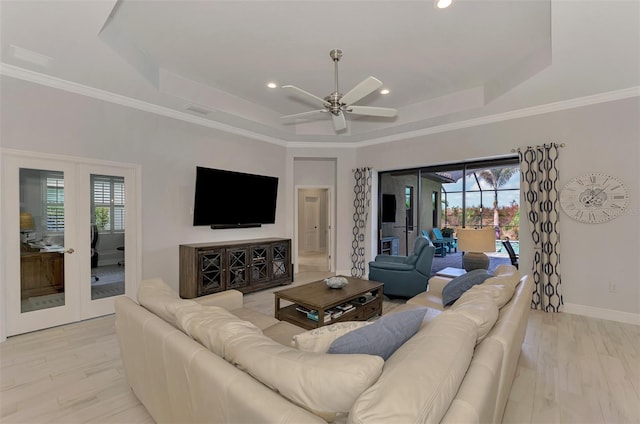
[1,0,638,146]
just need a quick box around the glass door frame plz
[1,150,140,339]
[78,163,138,319]
[376,156,520,254]
[3,155,80,336]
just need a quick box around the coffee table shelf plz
[274,276,383,330]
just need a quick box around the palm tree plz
[478,167,518,238]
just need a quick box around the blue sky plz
[441,171,520,209]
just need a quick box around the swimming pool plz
[496,240,519,255]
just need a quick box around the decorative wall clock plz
[560,173,629,223]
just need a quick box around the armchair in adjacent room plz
[368,236,435,298]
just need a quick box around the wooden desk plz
[20,251,64,299]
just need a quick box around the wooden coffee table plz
[274,276,383,330]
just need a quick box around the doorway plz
[296,187,331,272]
[2,151,139,337]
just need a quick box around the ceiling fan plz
[281,49,398,132]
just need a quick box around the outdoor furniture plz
[432,228,458,253]
[421,230,447,257]
[501,239,519,269]
[368,235,435,298]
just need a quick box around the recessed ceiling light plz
[435,0,453,9]
[267,82,278,89]
[380,89,390,95]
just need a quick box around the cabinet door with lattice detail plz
[226,247,249,290]
[250,245,270,284]
[271,242,291,279]
[197,249,224,296]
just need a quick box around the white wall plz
[357,97,640,322]
[2,74,638,324]
[1,76,289,293]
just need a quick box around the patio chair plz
[501,239,519,269]
[421,230,446,257]
[432,228,458,253]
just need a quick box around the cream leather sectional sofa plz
[115,265,532,423]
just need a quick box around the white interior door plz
[4,155,79,335]
[78,164,137,320]
[296,187,332,273]
[303,195,321,252]
[2,152,138,336]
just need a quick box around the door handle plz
[65,248,75,254]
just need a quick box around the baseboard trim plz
[563,303,640,326]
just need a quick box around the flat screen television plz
[381,194,397,223]
[193,166,279,229]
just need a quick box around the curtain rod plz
[511,142,565,153]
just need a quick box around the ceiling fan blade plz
[347,106,398,118]
[282,85,329,107]
[280,110,327,120]
[331,111,347,131]
[340,76,383,106]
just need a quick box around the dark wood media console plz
[179,238,292,298]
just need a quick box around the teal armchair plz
[368,236,435,298]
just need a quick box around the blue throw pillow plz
[442,269,493,307]
[327,307,427,360]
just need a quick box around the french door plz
[2,152,138,336]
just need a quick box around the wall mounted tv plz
[381,193,397,223]
[193,166,279,229]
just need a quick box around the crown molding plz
[0,63,288,147]
[353,86,640,148]
[2,63,638,150]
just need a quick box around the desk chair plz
[501,239,519,269]
[117,246,125,266]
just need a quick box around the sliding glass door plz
[377,158,520,255]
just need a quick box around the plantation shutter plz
[45,172,64,232]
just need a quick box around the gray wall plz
[1,76,288,290]
[357,97,640,320]
[2,74,638,322]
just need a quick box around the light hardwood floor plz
[1,272,638,423]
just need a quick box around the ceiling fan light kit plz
[281,49,398,132]
[435,0,453,9]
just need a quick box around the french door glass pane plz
[19,168,66,312]
[90,174,125,300]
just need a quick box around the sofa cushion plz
[450,291,499,343]
[263,321,307,346]
[327,308,427,360]
[176,305,263,356]
[229,307,280,330]
[442,269,493,306]
[293,321,372,353]
[219,323,384,418]
[467,283,515,308]
[137,278,200,327]
[406,290,446,310]
[348,311,478,424]
[482,265,520,291]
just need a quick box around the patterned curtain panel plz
[351,167,372,278]
[518,143,563,312]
